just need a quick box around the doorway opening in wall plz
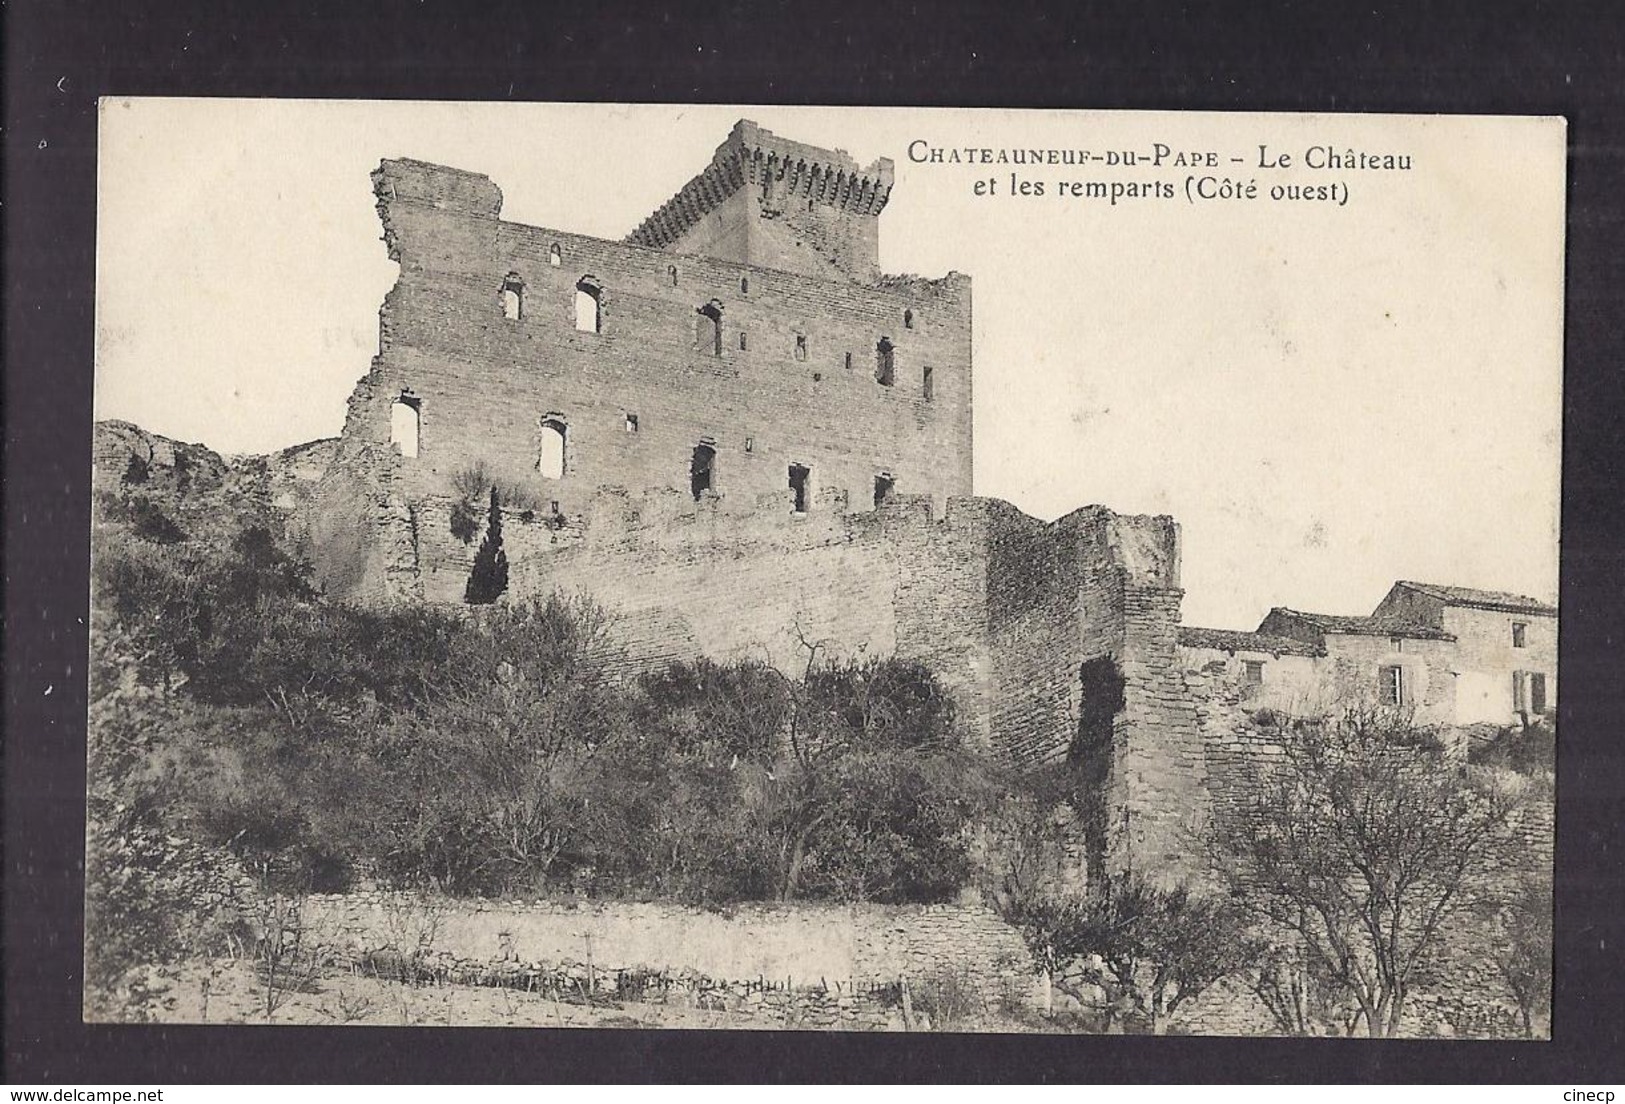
[390,393,421,458]
[538,417,567,479]
[788,464,811,514]
[691,443,716,500]
[874,473,895,508]
[1513,669,1548,716]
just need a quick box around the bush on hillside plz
[93,513,999,906]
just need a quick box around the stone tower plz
[626,120,896,284]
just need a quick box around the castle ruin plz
[305,119,1553,890]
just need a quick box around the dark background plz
[6,0,1623,1084]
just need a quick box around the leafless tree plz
[1212,707,1523,1037]
[1491,866,1553,1038]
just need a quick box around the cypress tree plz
[464,485,509,604]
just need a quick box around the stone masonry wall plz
[984,502,1088,766]
[308,432,1190,769]
[348,158,972,530]
[1114,584,1212,885]
[300,892,1036,1027]
[980,504,1203,884]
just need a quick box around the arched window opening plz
[788,464,811,514]
[690,443,717,500]
[549,243,562,267]
[740,276,750,295]
[574,279,602,333]
[876,337,895,387]
[739,332,749,351]
[904,309,914,329]
[390,393,421,459]
[874,473,896,508]
[696,300,723,356]
[538,417,567,480]
[794,334,807,362]
[922,365,935,400]
[501,273,524,321]
[668,264,679,286]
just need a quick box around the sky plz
[95,101,1565,629]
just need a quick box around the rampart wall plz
[308,441,1188,781]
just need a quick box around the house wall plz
[1178,644,1328,716]
[1442,607,1558,726]
[1318,634,1459,726]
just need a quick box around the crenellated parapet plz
[626,120,896,282]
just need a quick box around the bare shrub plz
[450,460,549,515]
[252,893,324,1022]
[374,894,445,985]
[320,986,375,1024]
[908,967,985,1031]
[1006,872,1258,1033]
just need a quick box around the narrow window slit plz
[690,443,716,499]
[873,473,895,508]
[789,464,811,514]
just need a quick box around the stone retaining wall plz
[298,892,1038,1028]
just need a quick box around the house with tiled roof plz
[1179,579,1557,728]
[1176,625,1330,715]
[1377,581,1558,619]
[1372,582,1557,725]
[1243,605,1459,723]
[1256,608,1456,644]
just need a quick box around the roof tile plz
[1394,581,1557,616]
